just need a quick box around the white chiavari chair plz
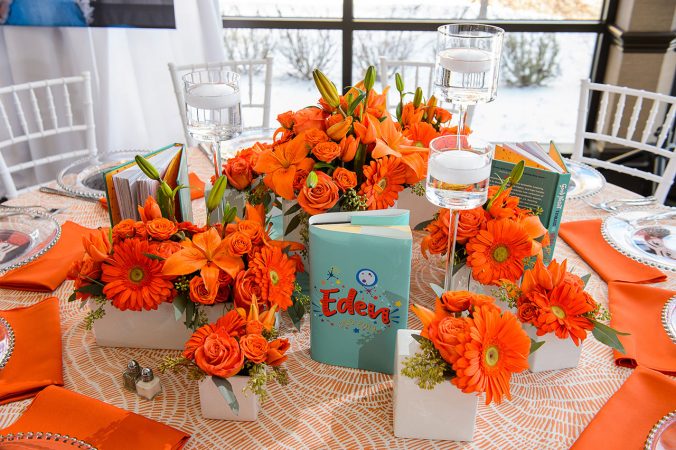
[573,79,676,204]
[0,71,97,198]
[168,57,274,147]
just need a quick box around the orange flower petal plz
[162,247,207,276]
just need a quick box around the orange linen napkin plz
[189,172,205,200]
[608,281,676,375]
[1,385,190,449]
[0,221,96,292]
[571,366,676,449]
[0,297,62,404]
[559,219,666,283]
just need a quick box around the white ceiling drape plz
[0,0,224,194]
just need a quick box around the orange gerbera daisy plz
[101,238,174,311]
[359,155,407,210]
[249,246,297,310]
[466,219,534,285]
[403,121,439,148]
[531,282,595,345]
[452,305,530,405]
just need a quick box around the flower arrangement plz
[67,161,308,331]
[160,304,290,410]
[499,257,627,351]
[402,287,532,405]
[421,161,548,286]
[220,66,468,236]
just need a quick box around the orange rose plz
[293,107,326,134]
[297,171,339,215]
[439,291,472,312]
[240,333,269,364]
[112,219,135,242]
[240,143,268,173]
[138,196,162,222]
[434,107,452,123]
[233,269,265,311]
[226,231,253,256]
[148,240,182,259]
[456,207,487,244]
[420,219,448,257]
[237,220,265,246]
[68,256,102,300]
[517,300,538,323]
[428,316,470,365]
[215,271,233,303]
[292,169,309,192]
[277,111,294,129]
[312,141,341,163]
[189,276,217,305]
[177,221,206,235]
[266,338,290,367]
[332,167,357,191]
[224,155,253,190]
[289,254,305,273]
[246,320,264,335]
[304,129,330,147]
[82,229,112,262]
[194,331,244,378]
[146,218,178,240]
[134,221,148,240]
[183,324,214,360]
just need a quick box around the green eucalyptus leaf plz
[173,295,188,321]
[285,214,302,236]
[287,296,306,331]
[284,202,302,216]
[590,319,629,353]
[68,292,77,302]
[143,252,165,261]
[581,274,591,288]
[411,334,423,343]
[212,376,240,416]
[529,338,545,354]
[413,219,433,231]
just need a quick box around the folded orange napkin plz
[0,221,97,292]
[608,281,676,375]
[559,219,666,283]
[0,297,62,404]
[1,385,190,449]
[571,366,676,449]
[189,172,205,200]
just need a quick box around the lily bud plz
[222,203,237,224]
[306,171,318,188]
[395,73,404,93]
[313,69,340,108]
[427,95,437,108]
[206,175,228,212]
[135,155,160,181]
[364,65,376,91]
[509,160,525,185]
[159,181,173,199]
[326,116,353,140]
[413,87,423,108]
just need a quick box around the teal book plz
[490,142,570,264]
[309,209,412,374]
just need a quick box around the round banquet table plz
[0,148,673,450]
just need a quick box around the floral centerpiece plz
[160,304,289,421]
[499,257,627,371]
[393,287,532,440]
[67,158,308,348]
[421,161,548,288]
[220,67,467,239]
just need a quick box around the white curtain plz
[0,0,224,194]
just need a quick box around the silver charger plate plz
[57,150,145,199]
[564,159,606,199]
[601,208,676,272]
[663,296,676,345]
[219,128,276,160]
[645,411,676,450]
[0,317,15,370]
[0,209,61,274]
[0,432,96,449]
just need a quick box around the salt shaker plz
[136,368,162,400]
[122,360,142,392]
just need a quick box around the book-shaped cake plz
[309,209,412,374]
[102,143,192,226]
[491,141,570,263]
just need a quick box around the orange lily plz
[82,228,111,262]
[137,196,162,222]
[162,228,244,295]
[254,133,314,200]
[522,257,568,294]
[339,135,360,162]
[518,215,548,256]
[353,113,379,145]
[244,203,266,226]
[237,296,278,332]
[400,103,425,128]
[371,117,429,182]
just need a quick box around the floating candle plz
[429,150,491,185]
[438,48,493,74]
[185,83,241,110]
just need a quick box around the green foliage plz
[83,297,107,330]
[244,363,289,402]
[400,337,452,390]
[410,181,425,197]
[341,189,368,212]
[590,319,629,353]
[159,356,206,381]
[173,275,191,293]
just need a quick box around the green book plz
[490,142,570,264]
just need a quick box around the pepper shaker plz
[122,360,142,392]
[136,368,162,400]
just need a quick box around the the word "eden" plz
[320,288,390,325]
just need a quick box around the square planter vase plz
[89,301,228,350]
[393,329,478,441]
[198,375,259,421]
[525,324,582,372]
